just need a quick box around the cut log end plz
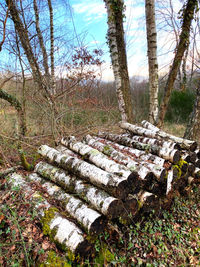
[106,199,125,219]
[90,215,107,235]
[75,239,93,256]
[115,180,129,199]
[189,141,197,152]
[173,150,181,164]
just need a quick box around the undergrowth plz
[0,178,199,266]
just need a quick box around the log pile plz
[4,120,200,258]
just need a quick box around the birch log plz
[6,173,91,255]
[60,136,137,184]
[38,145,129,199]
[94,136,166,166]
[29,173,106,234]
[0,166,21,178]
[141,120,197,151]
[84,135,166,182]
[98,132,180,163]
[84,135,155,182]
[129,135,180,150]
[35,162,124,218]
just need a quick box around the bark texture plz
[145,0,159,123]
[38,145,129,199]
[61,136,135,181]
[157,0,198,127]
[34,162,124,219]
[141,120,197,151]
[29,173,106,234]
[7,173,91,255]
[104,0,133,122]
[98,132,180,163]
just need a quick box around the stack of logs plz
[6,120,200,257]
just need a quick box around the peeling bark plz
[35,161,125,218]
[38,145,129,199]
[7,173,91,255]
[98,132,180,163]
[141,120,197,151]
[29,173,106,234]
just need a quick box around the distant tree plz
[184,81,200,141]
[157,0,198,127]
[104,0,134,123]
[145,0,159,124]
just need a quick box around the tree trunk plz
[48,0,56,95]
[7,173,91,255]
[104,0,133,122]
[34,161,125,219]
[38,145,129,199]
[184,83,200,142]
[29,173,106,234]
[145,0,159,123]
[0,89,26,137]
[157,0,198,127]
[0,166,21,178]
[141,120,197,151]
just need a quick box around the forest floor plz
[0,121,199,266]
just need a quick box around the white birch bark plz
[141,120,197,151]
[7,173,91,255]
[94,136,166,166]
[0,166,21,178]
[29,173,106,234]
[98,132,180,163]
[84,135,166,182]
[84,135,154,181]
[35,161,125,218]
[194,167,200,178]
[145,0,159,123]
[104,0,133,122]
[38,145,128,199]
[60,136,135,181]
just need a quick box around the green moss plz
[102,145,113,157]
[178,158,188,169]
[39,250,71,267]
[172,165,182,179]
[41,207,59,236]
[137,200,143,210]
[94,242,115,266]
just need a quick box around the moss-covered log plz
[60,136,137,183]
[29,173,106,234]
[38,145,129,199]
[98,132,180,164]
[6,173,91,255]
[35,162,125,219]
[141,120,197,151]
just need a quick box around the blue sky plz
[67,0,185,81]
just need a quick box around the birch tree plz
[104,0,134,123]
[157,0,198,127]
[145,0,159,124]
